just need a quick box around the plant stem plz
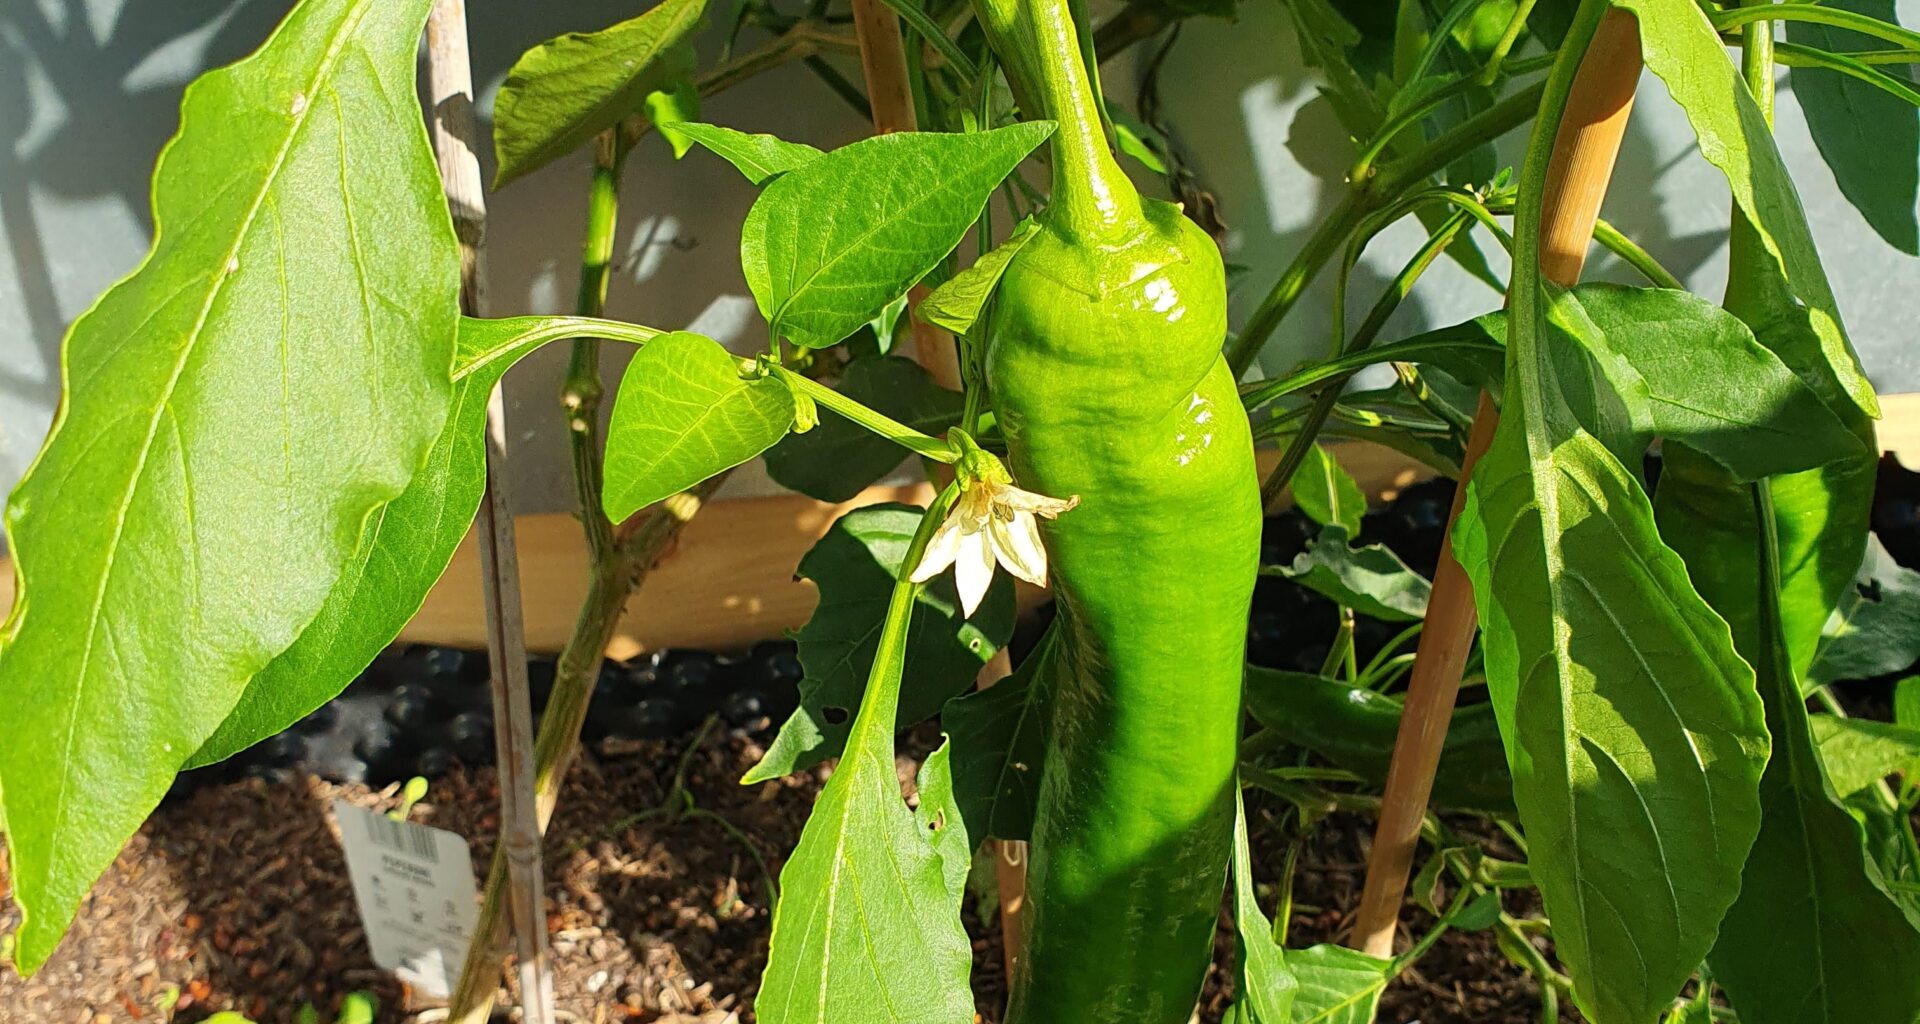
[1350,53,1555,184]
[767,365,958,461]
[1712,3,1920,51]
[1228,195,1367,378]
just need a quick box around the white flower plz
[911,477,1078,616]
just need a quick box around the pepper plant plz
[4,0,1920,1023]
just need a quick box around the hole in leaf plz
[823,706,849,725]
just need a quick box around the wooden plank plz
[5,402,1917,656]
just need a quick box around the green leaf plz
[1655,475,1920,1024]
[1899,676,1920,728]
[1808,536,1920,685]
[645,77,701,159]
[1224,790,1296,1024]
[190,315,631,766]
[1788,0,1920,255]
[914,737,972,904]
[0,0,456,973]
[1811,716,1920,796]
[1619,0,1881,422]
[1453,420,1768,1020]
[755,507,974,1024]
[762,357,962,503]
[601,332,795,521]
[942,627,1054,841]
[1290,444,1366,534]
[672,122,823,184]
[916,219,1041,336]
[744,505,1012,783]
[1110,107,1169,174]
[742,122,1054,350]
[1271,523,1430,622]
[490,0,707,187]
[1243,667,1513,814]
[1287,944,1391,1024]
[1566,284,1864,481]
[868,290,911,355]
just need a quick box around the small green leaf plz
[0,0,457,973]
[868,290,911,355]
[1243,667,1513,814]
[943,627,1054,841]
[1291,444,1366,534]
[1808,537,1920,685]
[672,122,823,184]
[1898,676,1920,729]
[491,0,707,187]
[1271,523,1430,622]
[1110,107,1169,174]
[1788,0,1920,255]
[762,356,962,503]
[1621,0,1880,421]
[1224,790,1296,1024]
[742,122,1054,350]
[755,504,974,1024]
[1287,943,1392,1024]
[1811,716,1920,796]
[645,78,701,159]
[914,738,972,904]
[917,219,1040,336]
[601,332,795,521]
[744,505,1012,783]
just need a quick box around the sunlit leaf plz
[1270,523,1429,621]
[0,0,456,972]
[672,122,823,184]
[1287,944,1391,1024]
[601,332,794,521]
[917,220,1040,336]
[1811,715,1920,796]
[1223,790,1296,1023]
[491,0,708,186]
[1290,444,1366,534]
[742,123,1054,349]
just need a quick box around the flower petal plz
[953,526,997,617]
[909,510,965,583]
[990,510,1049,587]
[996,484,1080,518]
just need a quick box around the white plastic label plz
[333,799,478,997]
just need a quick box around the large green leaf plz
[914,738,972,904]
[762,356,962,503]
[672,122,823,184]
[602,331,795,521]
[1788,0,1920,255]
[1658,475,1920,1024]
[1287,944,1391,1024]
[1618,0,1880,422]
[0,0,456,973]
[743,505,1012,784]
[1565,284,1863,481]
[741,123,1054,350]
[190,315,655,766]
[1224,790,1296,1024]
[1270,524,1430,622]
[1243,668,1514,814]
[1807,537,1920,686]
[1455,420,1768,1023]
[490,0,708,187]
[1290,443,1366,534]
[755,509,974,1024]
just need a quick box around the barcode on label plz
[369,815,440,863]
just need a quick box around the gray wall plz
[3,0,1917,516]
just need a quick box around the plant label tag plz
[332,799,478,998]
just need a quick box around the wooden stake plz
[845,0,1028,981]
[1349,9,1643,959]
[424,3,556,1020]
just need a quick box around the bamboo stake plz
[424,3,556,1021]
[1349,9,1643,959]
[845,0,1029,980]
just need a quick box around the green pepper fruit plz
[978,1,1262,1020]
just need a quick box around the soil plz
[0,718,1572,1024]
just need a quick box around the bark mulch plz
[2,723,1569,1024]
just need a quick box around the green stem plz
[1479,0,1541,84]
[1229,195,1367,377]
[1352,53,1555,184]
[1403,0,1494,88]
[1240,333,1501,412]
[1772,40,1920,106]
[1258,204,1478,509]
[875,0,980,81]
[766,364,959,462]
[853,483,962,737]
[1006,0,1141,238]
[1592,218,1685,289]
[1713,3,1920,52]
[1372,78,1550,198]
[565,133,628,564]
